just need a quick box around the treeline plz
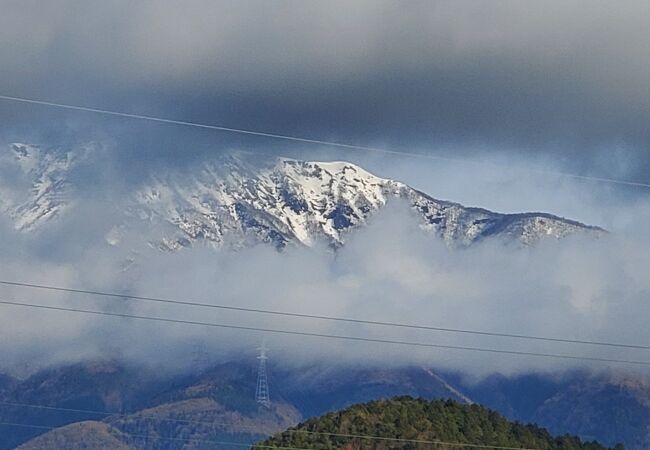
[255,396,625,450]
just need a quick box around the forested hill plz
[255,396,624,450]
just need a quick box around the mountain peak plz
[0,144,602,248]
[131,154,601,251]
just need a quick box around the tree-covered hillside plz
[255,397,625,450]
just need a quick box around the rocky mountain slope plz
[132,156,602,251]
[1,143,602,251]
[0,143,88,232]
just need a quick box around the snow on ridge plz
[0,143,601,248]
[1,143,89,231]
[130,156,601,251]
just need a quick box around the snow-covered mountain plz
[1,144,603,249]
[130,155,602,250]
[0,143,86,231]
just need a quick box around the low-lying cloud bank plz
[1,172,650,379]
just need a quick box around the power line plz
[0,421,542,450]
[0,421,312,450]
[0,401,229,427]
[1,93,649,189]
[0,298,648,367]
[1,279,648,351]
[260,431,539,450]
[0,402,541,450]
[0,400,284,433]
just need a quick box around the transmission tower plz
[255,342,271,408]
[191,341,210,374]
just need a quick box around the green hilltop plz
[255,396,625,450]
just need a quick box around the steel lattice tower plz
[255,342,271,408]
[191,341,209,374]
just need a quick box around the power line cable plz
[0,421,313,450]
[0,422,539,450]
[0,400,280,432]
[0,401,541,449]
[0,400,546,450]
[1,279,647,351]
[0,297,648,367]
[1,94,649,189]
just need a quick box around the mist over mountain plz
[0,143,650,448]
[1,141,649,376]
[2,142,650,449]
[2,2,650,449]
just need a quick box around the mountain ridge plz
[3,362,648,450]
[1,144,603,251]
[131,155,603,250]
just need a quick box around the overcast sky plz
[4,2,650,376]
[1,0,650,183]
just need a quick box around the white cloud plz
[2,189,650,379]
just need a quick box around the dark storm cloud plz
[1,1,650,177]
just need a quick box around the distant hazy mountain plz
[1,143,602,250]
[5,362,650,450]
[2,361,300,450]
